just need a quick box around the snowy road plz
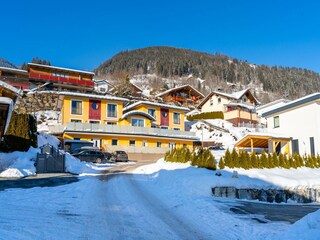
[1,160,319,239]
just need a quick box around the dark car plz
[72,150,105,163]
[209,146,225,151]
[111,151,128,162]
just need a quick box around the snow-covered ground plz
[1,159,319,239]
[0,133,112,177]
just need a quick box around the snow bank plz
[0,147,38,177]
[64,153,111,175]
[133,158,190,174]
[37,132,60,148]
[281,210,320,240]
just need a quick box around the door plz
[92,139,101,148]
[160,108,169,127]
[89,100,101,120]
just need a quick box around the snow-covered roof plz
[59,91,129,102]
[123,101,190,112]
[224,103,256,110]
[198,88,259,108]
[256,99,291,111]
[262,93,320,118]
[121,110,156,121]
[0,66,28,74]
[155,84,205,98]
[28,63,95,76]
[185,109,200,116]
[0,80,21,94]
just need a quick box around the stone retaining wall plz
[212,187,320,203]
[14,92,60,114]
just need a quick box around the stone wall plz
[212,187,320,203]
[14,92,60,114]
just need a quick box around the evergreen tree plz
[218,157,225,169]
[279,153,285,168]
[251,152,258,168]
[224,149,232,168]
[260,151,267,168]
[231,148,238,168]
[272,152,279,167]
[267,153,273,168]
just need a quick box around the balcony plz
[224,110,259,122]
[29,73,94,87]
[64,122,199,140]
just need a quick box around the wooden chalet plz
[0,67,29,90]
[28,63,95,92]
[156,84,204,107]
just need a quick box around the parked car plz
[72,150,105,163]
[111,151,129,162]
[103,152,113,161]
[208,146,225,151]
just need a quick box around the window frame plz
[70,119,82,123]
[129,140,135,146]
[148,108,156,119]
[131,117,145,127]
[173,112,181,125]
[111,139,118,146]
[107,104,117,118]
[273,116,280,128]
[71,100,83,115]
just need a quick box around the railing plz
[65,122,199,140]
[224,110,259,122]
[29,73,94,87]
[48,125,65,134]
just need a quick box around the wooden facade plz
[28,63,94,92]
[156,84,204,107]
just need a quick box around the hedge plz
[0,111,37,152]
[165,147,216,170]
[187,111,224,121]
[219,149,320,169]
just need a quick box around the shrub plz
[164,147,191,163]
[187,111,224,121]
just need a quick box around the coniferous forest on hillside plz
[95,46,320,102]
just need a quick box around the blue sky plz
[2,0,320,73]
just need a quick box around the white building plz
[262,93,320,155]
[256,99,291,125]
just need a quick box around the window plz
[74,137,80,140]
[174,128,180,131]
[157,142,162,148]
[89,120,100,124]
[210,99,213,106]
[151,124,157,128]
[92,102,99,110]
[292,139,299,154]
[310,137,315,156]
[107,104,117,118]
[111,139,118,146]
[71,119,82,123]
[169,142,176,149]
[129,140,135,146]
[274,116,280,128]
[242,97,247,103]
[142,140,147,147]
[71,100,82,115]
[161,126,168,129]
[183,144,187,148]
[218,97,221,104]
[107,122,117,125]
[173,112,181,124]
[131,118,144,127]
[148,108,156,119]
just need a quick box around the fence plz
[36,144,65,173]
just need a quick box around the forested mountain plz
[95,47,320,102]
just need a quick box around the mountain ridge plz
[94,46,320,102]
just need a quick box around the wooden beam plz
[250,138,254,154]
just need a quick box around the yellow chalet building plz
[57,93,198,157]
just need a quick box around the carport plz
[235,133,291,156]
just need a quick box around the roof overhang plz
[120,110,156,121]
[235,133,291,149]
